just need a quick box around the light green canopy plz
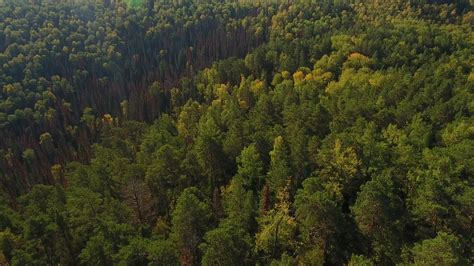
[124,0,143,8]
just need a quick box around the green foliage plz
[236,144,265,190]
[0,0,472,265]
[411,232,462,265]
[124,0,143,9]
[171,187,212,265]
[352,171,404,264]
[221,178,255,229]
[267,136,291,193]
[348,254,374,266]
[255,185,297,262]
[295,178,346,264]
[117,237,177,265]
[200,223,253,266]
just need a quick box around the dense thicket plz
[0,0,270,195]
[0,0,473,265]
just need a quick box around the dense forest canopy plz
[0,0,473,265]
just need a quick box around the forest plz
[0,0,473,265]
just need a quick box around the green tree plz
[20,185,76,265]
[117,237,177,266]
[145,144,183,217]
[194,116,228,191]
[200,223,253,266]
[316,138,362,204]
[295,177,346,264]
[411,232,462,266]
[351,171,403,264]
[171,187,212,265]
[267,136,291,193]
[236,144,264,190]
[255,184,296,263]
[348,254,374,266]
[201,177,255,265]
[222,177,255,229]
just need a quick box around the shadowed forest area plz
[0,0,473,265]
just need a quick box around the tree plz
[348,254,374,266]
[0,229,21,265]
[74,145,125,199]
[194,116,228,191]
[171,187,212,265]
[351,171,403,264]
[316,138,362,204]
[255,184,297,263]
[78,221,134,265]
[295,177,346,264]
[236,144,264,190]
[200,223,254,266]
[145,144,183,218]
[411,232,462,265]
[221,177,255,229]
[39,132,55,160]
[0,193,22,265]
[267,136,291,194]
[177,101,202,146]
[122,164,155,227]
[200,177,256,265]
[117,237,177,265]
[78,233,114,265]
[19,185,76,265]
